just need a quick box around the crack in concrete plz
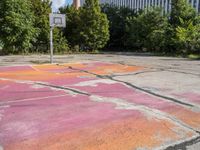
[0,77,90,97]
[116,62,200,77]
[152,65,200,77]
[113,78,197,108]
[28,80,200,134]
[64,65,199,109]
[1,77,199,134]
[90,95,199,133]
[112,68,200,78]
[61,65,200,149]
[110,69,164,77]
[1,64,200,149]
[36,82,90,96]
[17,78,198,134]
[164,69,200,77]
[164,135,200,150]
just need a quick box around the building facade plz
[80,0,200,13]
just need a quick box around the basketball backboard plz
[49,13,66,28]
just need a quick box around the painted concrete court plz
[0,54,200,150]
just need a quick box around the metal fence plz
[80,0,200,13]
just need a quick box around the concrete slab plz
[0,55,200,150]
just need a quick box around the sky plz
[52,0,73,12]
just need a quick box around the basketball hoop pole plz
[50,26,54,64]
[49,13,66,64]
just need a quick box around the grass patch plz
[188,54,200,60]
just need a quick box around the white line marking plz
[29,65,41,72]
[0,94,69,106]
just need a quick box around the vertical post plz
[50,27,53,64]
[73,0,81,9]
[196,0,199,12]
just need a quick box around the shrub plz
[0,0,37,53]
[59,6,82,49]
[168,0,199,54]
[30,0,52,53]
[101,4,137,49]
[125,8,168,52]
[53,28,70,53]
[78,0,110,50]
[170,0,196,28]
[176,18,200,54]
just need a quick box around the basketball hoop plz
[49,14,66,28]
[49,13,66,64]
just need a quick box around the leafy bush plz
[53,28,70,53]
[170,0,196,27]
[101,4,137,49]
[59,6,82,49]
[176,18,200,54]
[30,0,52,53]
[60,1,109,51]
[0,0,37,53]
[79,0,110,50]
[1,0,200,55]
[164,0,197,54]
[125,8,168,52]
[101,0,200,55]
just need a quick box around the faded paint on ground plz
[0,62,199,150]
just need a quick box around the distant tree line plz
[59,0,109,52]
[0,0,109,54]
[101,0,200,55]
[0,0,200,56]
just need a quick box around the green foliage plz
[170,0,196,27]
[101,1,199,55]
[169,0,199,54]
[78,0,110,50]
[176,18,200,54]
[101,4,137,48]
[125,8,168,52]
[188,54,200,59]
[53,28,70,53]
[0,0,200,56]
[59,6,81,48]
[0,0,37,53]
[30,0,52,52]
[60,2,110,51]
[31,0,69,53]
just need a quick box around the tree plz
[79,0,110,50]
[168,0,198,54]
[125,8,168,52]
[176,18,200,54]
[30,0,52,52]
[101,4,137,49]
[170,0,196,27]
[59,6,82,49]
[53,27,70,53]
[0,0,37,53]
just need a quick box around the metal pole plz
[50,27,53,64]
[196,0,199,12]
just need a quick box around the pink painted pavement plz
[0,62,199,150]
